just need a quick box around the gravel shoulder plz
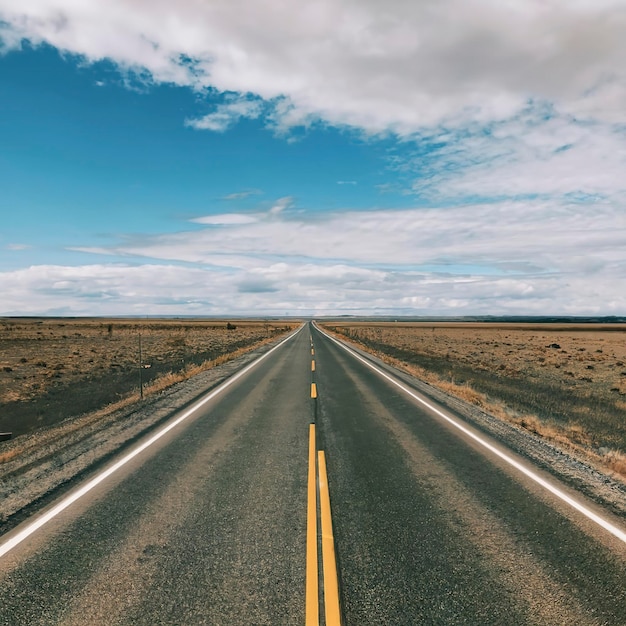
[3,323,626,539]
[0,332,294,532]
[322,328,626,520]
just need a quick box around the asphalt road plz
[1,322,625,625]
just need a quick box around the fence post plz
[139,332,144,400]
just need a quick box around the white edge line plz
[314,323,626,545]
[0,325,304,559]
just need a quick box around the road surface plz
[0,322,625,625]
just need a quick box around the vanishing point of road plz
[1,323,625,625]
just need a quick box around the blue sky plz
[1,1,625,316]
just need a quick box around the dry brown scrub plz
[322,322,626,479]
[0,318,295,438]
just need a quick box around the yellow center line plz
[311,383,317,399]
[306,425,319,626]
[318,451,341,626]
[311,348,315,355]
[311,360,316,372]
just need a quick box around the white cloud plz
[0,264,231,315]
[94,200,622,276]
[185,98,263,133]
[2,1,626,133]
[3,1,625,204]
[1,254,623,316]
[191,214,258,226]
[268,196,293,216]
[2,2,625,315]
[185,95,263,131]
[188,197,294,229]
[6,243,32,250]
[17,197,616,315]
[222,189,262,201]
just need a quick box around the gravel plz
[339,338,626,520]
[0,337,288,531]
[3,329,625,537]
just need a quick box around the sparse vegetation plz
[322,322,626,480]
[0,318,294,438]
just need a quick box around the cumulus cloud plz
[0,264,229,315]
[1,256,623,316]
[1,0,626,133]
[3,1,625,204]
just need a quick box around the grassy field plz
[0,318,295,437]
[321,322,626,478]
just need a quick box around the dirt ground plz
[0,318,294,437]
[322,322,626,475]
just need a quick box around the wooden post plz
[139,332,144,400]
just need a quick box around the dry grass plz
[0,318,290,403]
[0,336,287,466]
[0,447,21,465]
[0,318,295,438]
[322,322,626,480]
[604,450,626,476]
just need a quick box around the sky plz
[0,1,625,317]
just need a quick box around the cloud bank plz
[2,0,626,133]
[2,198,623,315]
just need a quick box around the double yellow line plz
[307,334,340,624]
[306,424,341,625]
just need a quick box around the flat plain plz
[322,322,626,478]
[0,318,294,438]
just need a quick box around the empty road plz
[0,322,625,625]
